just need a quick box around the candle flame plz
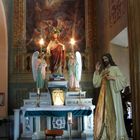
[39,38,44,46]
[70,38,76,45]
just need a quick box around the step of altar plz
[65,98,93,106]
[23,91,92,107]
[66,91,86,98]
[23,92,52,107]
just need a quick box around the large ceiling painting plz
[26,0,85,53]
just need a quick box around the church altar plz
[14,92,95,140]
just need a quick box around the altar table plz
[14,105,95,140]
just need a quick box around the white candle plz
[68,112,72,124]
[37,88,40,95]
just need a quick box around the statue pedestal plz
[48,80,68,88]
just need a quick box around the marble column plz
[14,109,20,140]
[127,0,140,139]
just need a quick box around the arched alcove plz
[0,1,8,117]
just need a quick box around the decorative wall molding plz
[85,0,96,72]
[127,0,140,139]
[13,0,25,48]
[0,0,8,117]
[109,0,126,27]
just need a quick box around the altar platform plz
[14,104,95,140]
[14,88,95,140]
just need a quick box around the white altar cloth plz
[21,105,92,111]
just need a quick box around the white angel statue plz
[68,53,76,90]
[32,51,47,93]
[68,51,82,91]
[75,51,82,90]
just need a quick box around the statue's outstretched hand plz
[95,61,101,72]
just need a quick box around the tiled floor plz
[20,137,133,140]
[20,138,92,140]
[0,137,91,140]
[20,135,93,140]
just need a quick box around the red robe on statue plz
[49,44,65,74]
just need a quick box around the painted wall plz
[0,0,14,117]
[110,43,130,86]
[0,1,8,117]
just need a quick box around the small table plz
[45,129,63,140]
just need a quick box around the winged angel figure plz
[75,51,82,90]
[68,51,82,91]
[32,51,47,93]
